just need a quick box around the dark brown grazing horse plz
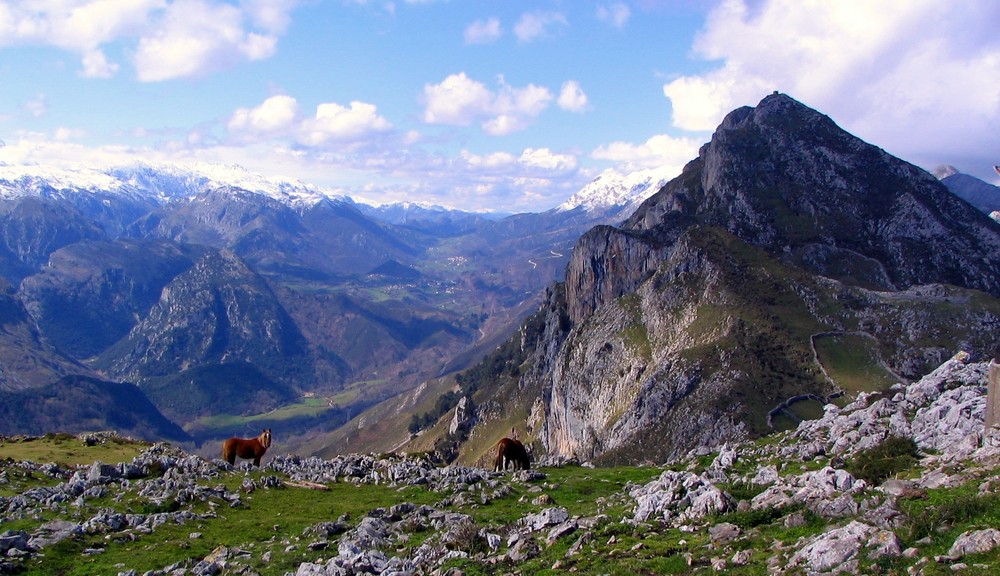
[222,429,272,467]
[493,437,530,472]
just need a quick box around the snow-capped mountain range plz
[0,162,338,207]
[0,160,673,218]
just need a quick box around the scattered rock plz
[521,507,569,531]
[948,528,1000,558]
[630,470,733,524]
[708,522,741,545]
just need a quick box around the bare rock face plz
[448,396,476,436]
[564,224,677,324]
[792,354,993,463]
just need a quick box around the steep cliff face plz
[98,249,311,380]
[0,197,107,284]
[564,216,691,324]
[499,93,1000,465]
[542,226,1000,463]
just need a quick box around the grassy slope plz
[3,433,999,575]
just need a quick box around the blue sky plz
[1,0,998,212]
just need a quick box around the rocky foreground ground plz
[2,353,1000,575]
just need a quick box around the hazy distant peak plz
[364,199,453,211]
[932,165,959,179]
[934,165,1000,214]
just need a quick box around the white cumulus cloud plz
[300,101,393,145]
[557,80,588,113]
[592,134,701,172]
[662,0,1000,172]
[464,17,502,44]
[422,73,494,126]
[513,11,567,43]
[422,73,554,135]
[0,0,158,50]
[134,0,280,81]
[460,150,517,169]
[228,94,392,146]
[0,0,157,77]
[519,147,578,171]
[228,95,299,134]
[80,48,119,78]
[242,0,297,32]
[596,3,630,29]
[0,0,297,81]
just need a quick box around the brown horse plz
[222,429,272,467]
[493,437,530,472]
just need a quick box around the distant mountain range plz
[0,158,666,446]
[0,159,666,217]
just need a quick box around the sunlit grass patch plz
[814,333,900,393]
[0,433,149,467]
[184,386,369,439]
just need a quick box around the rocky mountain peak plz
[570,93,939,323]
[618,92,1000,302]
[491,92,1000,466]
